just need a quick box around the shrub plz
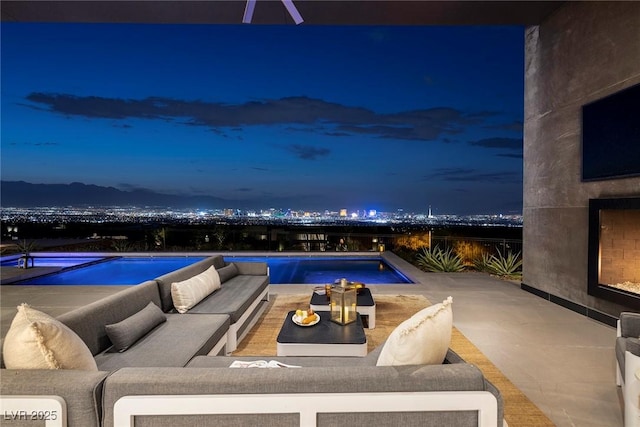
[394,232,432,251]
[452,240,489,266]
[415,246,465,272]
[475,250,522,279]
[473,252,492,272]
[111,239,133,252]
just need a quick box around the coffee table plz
[310,287,376,329]
[276,311,367,357]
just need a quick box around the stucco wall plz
[523,1,640,317]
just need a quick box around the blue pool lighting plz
[4,255,413,286]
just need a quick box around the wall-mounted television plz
[581,83,640,181]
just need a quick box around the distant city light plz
[0,205,524,235]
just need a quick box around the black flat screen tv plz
[581,83,640,181]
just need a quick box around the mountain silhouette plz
[0,181,231,208]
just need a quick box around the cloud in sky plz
[422,167,522,184]
[24,92,498,143]
[490,121,523,132]
[469,137,522,150]
[468,137,523,157]
[285,144,331,160]
[9,141,59,147]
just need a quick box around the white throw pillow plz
[2,303,98,370]
[171,265,221,313]
[376,296,453,366]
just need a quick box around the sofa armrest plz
[484,378,505,425]
[628,338,640,357]
[0,369,109,427]
[624,350,640,426]
[0,395,66,426]
[620,312,640,338]
[232,261,268,276]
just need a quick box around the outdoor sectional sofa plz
[59,253,271,367]
[0,255,504,427]
[616,312,640,426]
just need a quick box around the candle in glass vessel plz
[330,281,357,325]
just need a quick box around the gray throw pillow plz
[105,302,166,352]
[218,263,239,283]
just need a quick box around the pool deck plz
[0,251,623,427]
[0,266,63,284]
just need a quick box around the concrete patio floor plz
[0,252,623,426]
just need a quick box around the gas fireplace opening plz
[588,197,640,309]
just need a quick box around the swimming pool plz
[226,256,413,284]
[5,255,413,286]
[13,257,207,286]
[0,256,104,268]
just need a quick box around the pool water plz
[226,257,412,284]
[16,257,206,286]
[7,255,412,286]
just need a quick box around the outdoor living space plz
[0,252,621,426]
[1,1,639,426]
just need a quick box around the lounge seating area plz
[0,0,638,426]
[1,255,507,427]
[0,251,626,426]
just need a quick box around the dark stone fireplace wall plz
[523,1,640,323]
[587,198,640,310]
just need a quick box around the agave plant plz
[478,249,523,279]
[415,246,465,272]
[473,252,492,272]
[111,239,133,252]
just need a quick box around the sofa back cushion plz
[155,256,223,312]
[3,303,98,370]
[171,265,221,313]
[217,263,239,283]
[57,280,162,355]
[101,364,491,427]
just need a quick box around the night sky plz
[1,23,524,215]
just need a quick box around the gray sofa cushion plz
[620,312,640,338]
[105,302,167,352]
[102,363,497,427]
[57,280,162,355]
[186,355,371,368]
[217,263,239,283]
[1,369,109,427]
[186,275,269,323]
[233,261,268,276]
[185,347,466,370]
[155,256,223,312]
[186,341,387,368]
[95,314,229,370]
